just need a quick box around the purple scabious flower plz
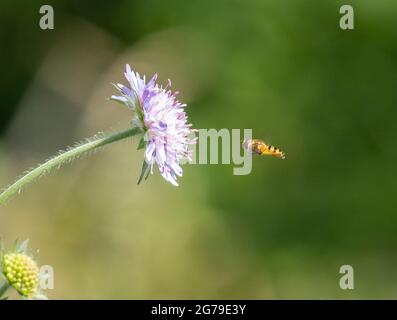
[111,64,196,186]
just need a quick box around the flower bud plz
[2,252,40,298]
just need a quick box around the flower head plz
[0,239,46,299]
[111,64,196,186]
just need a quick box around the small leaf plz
[32,249,39,261]
[11,239,19,252]
[137,160,149,185]
[137,137,146,150]
[145,165,151,181]
[16,239,29,253]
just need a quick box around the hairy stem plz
[0,281,10,298]
[0,127,142,206]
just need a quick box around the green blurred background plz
[1,0,397,299]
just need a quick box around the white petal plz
[157,143,167,163]
[145,142,155,162]
[170,161,183,177]
[110,95,127,104]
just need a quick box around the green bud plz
[2,253,39,298]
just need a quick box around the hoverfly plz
[243,139,286,159]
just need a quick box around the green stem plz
[0,127,142,206]
[0,281,10,298]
